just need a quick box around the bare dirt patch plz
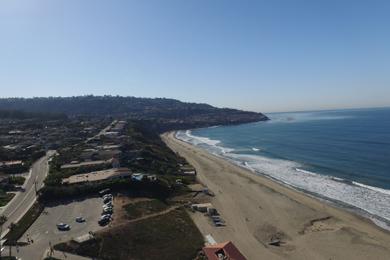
[300,216,341,234]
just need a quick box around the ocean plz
[176,107,390,230]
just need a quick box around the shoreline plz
[176,127,390,232]
[162,131,390,260]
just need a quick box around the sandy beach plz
[162,132,390,260]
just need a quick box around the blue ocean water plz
[176,108,390,229]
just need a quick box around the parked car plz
[103,197,112,204]
[211,216,223,222]
[99,188,111,196]
[214,221,225,227]
[102,194,113,200]
[57,223,71,231]
[98,219,109,226]
[103,207,113,213]
[104,201,113,207]
[103,208,113,214]
[75,217,86,223]
[103,205,113,210]
[98,215,111,226]
[101,214,112,219]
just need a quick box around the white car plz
[103,206,113,211]
[57,223,71,231]
[102,208,113,214]
[101,214,112,219]
[75,217,86,223]
[102,194,113,200]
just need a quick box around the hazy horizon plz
[0,94,389,114]
[1,0,389,112]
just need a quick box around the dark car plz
[103,197,112,204]
[99,188,111,196]
[98,215,111,226]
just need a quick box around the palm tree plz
[0,215,8,258]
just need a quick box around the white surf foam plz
[252,147,260,152]
[176,130,220,146]
[176,130,234,154]
[175,130,390,228]
[352,181,390,196]
[225,153,390,225]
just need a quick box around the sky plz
[0,0,389,113]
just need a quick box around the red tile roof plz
[203,241,247,260]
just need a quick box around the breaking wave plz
[175,130,390,230]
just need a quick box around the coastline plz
[162,131,390,260]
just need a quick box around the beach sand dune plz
[162,132,390,260]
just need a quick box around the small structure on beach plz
[203,241,247,260]
[191,203,213,213]
[73,233,94,244]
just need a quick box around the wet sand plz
[162,132,390,260]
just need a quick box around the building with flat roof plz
[0,160,23,167]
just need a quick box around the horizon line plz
[0,94,389,114]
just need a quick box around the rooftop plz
[0,160,23,167]
[203,241,247,260]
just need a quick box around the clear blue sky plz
[1,0,389,112]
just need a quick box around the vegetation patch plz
[8,176,25,186]
[55,209,204,260]
[4,202,44,245]
[123,199,169,220]
[54,239,101,259]
[0,191,15,207]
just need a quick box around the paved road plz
[13,197,106,260]
[85,120,117,143]
[0,150,56,239]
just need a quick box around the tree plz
[0,215,7,258]
[8,222,16,258]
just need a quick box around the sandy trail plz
[162,132,390,260]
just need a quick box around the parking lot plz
[13,197,106,260]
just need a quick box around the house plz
[203,241,247,260]
[0,160,23,167]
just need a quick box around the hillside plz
[0,96,268,131]
[0,109,67,120]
